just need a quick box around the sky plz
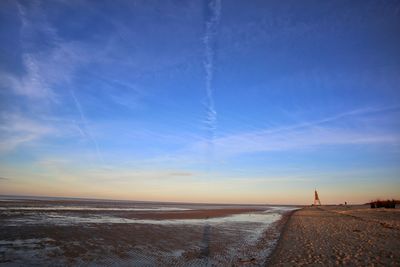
[0,0,399,204]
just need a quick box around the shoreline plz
[266,208,300,265]
[267,205,400,266]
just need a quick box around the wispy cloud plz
[16,1,59,43]
[187,107,400,159]
[1,2,91,101]
[0,1,105,160]
[209,127,398,157]
[101,107,400,167]
[3,2,66,99]
[0,113,53,152]
[1,54,51,99]
[203,0,222,139]
[258,105,400,137]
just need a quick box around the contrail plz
[17,2,103,163]
[203,0,221,141]
[70,89,103,163]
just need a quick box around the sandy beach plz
[3,199,399,266]
[269,205,400,266]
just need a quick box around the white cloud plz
[0,41,90,100]
[0,1,92,100]
[182,107,400,159]
[211,127,398,156]
[0,113,54,152]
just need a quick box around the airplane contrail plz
[70,89,103,163]
[203,0,222,141]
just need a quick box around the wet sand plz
[0,199,297,266]
[121,208,263,220]
[269,205,400,266]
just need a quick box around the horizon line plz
[0,194,375,206]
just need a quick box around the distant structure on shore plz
[314,189,321,206]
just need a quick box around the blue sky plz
[0,0,399,204]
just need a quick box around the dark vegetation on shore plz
[369,199,398,209]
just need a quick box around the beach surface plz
[0,198,297,266]
[269,205,400,266]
